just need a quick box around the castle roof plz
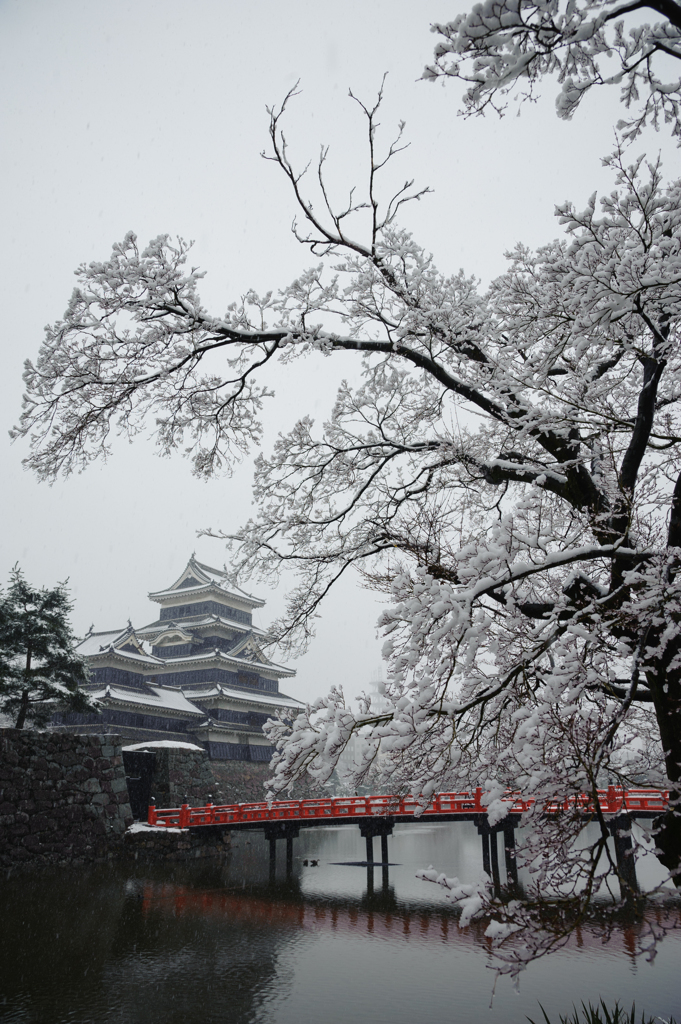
[90,683,205,717]
[158,644,295,678]
[183,683,304,710]
[148,556,264,609]
[76,626,163,666]
[135,614,268,641]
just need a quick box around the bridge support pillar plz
[480,830,491,877]
[489,828,501,889]
[608,814,638,897]
[358,818,394,894]
[269,836,277,880]
[264,822,301,881]
[358,818,394,861]
[503,820,519,889]
[477,816,521,892]
[380,833,389,887]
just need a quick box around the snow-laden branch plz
[12,88,681,958]
[425,0,681,143]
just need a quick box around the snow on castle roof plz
[183,683,304,710]
[90,684,205,716]
[148,556,265,608]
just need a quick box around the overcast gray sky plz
[0,0,677,705]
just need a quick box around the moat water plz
[1,822,680,1024]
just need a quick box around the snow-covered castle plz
[52,557,303,761]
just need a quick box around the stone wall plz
[152,745,219,806]
[122,743,220,810]
[0,729,133,868]
[210,760,326,804]
[124,823,231,860]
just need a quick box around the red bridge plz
[147,786,668,830]
[145,787,667,896]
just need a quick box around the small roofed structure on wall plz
[52,557,304,761]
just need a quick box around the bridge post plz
[264,822,300,882]
[503,819,519,889]
[476,817,501,890]
[358,818,394,894]
[358,818,394,860]
[477,821,491,877]
[489,829,501,891]
[609,814,639,896]
[381,833,389,866]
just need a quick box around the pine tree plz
[0,566,95,728]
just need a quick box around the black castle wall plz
[160,601,251,625]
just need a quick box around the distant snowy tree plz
[0,567,93,728]
[424,0,681,142]
[11,86,681,965]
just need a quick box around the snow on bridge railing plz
[146,787,669,829]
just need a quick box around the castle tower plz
[57,557,303,761]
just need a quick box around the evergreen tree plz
[0,567,95,728]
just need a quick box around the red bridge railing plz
[146,787,669,829]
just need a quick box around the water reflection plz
[0,823,679,1024]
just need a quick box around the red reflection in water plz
[137,879,679,961]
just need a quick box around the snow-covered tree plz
[424,0,681,143]
[0,567,93,728]
[11,87,681,962]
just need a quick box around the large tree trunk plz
[14,689,30,729]
[650,658,681,886]
[14,651,31,730]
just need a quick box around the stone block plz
[80,778,102,794]
[9,847,31,861]
[52,752,79,767]
[101,745,116,759]
[91,792,110,806]
[0,801,16,815]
